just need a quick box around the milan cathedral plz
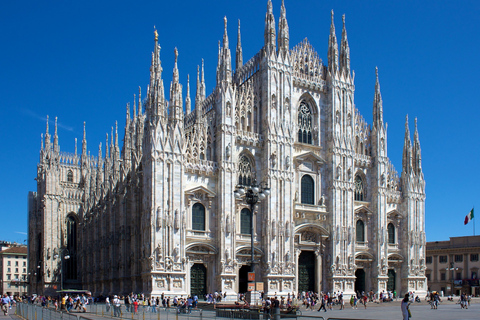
[28,0,427,298]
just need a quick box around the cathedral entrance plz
[355,269,366,294]
[238,265,250,293]
[298,251,315,292]
[387,269,396,292]
[190,264,207,298]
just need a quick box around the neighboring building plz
[0,246,28,296]
[426,236,480,296]
[28,1,426,298]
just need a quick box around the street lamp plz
[234,180,270,294]
[448,262,459,296]
[54,248,70,291]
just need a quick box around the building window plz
[439,256,448,263]
[456,272,462,280]
[15,268,18,273]
[6,274,11,280]
[23,261,26,267]
[298,101,313,144]
[426,256,432,264]
[301,175,315,205]
[426,274,431,281]
[192,203,206,231]
[238,155,255,187]
[66,215,78,280]
[472,272,477,279]
[15,261,18,266]
[23,268,26,273]
[67,170,74,182]
[387,223,395,244]
[455,255,463,262]
[354,175,365,201]
[7,261,10,266]
[356,220,365,243]
[240,208,252,235]
[471,254,479,262]
[440,273,446,281]
[7,268,10,273]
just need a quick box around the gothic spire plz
[236,19,243,71]
[264,0,276,53]
[115,121,119,157]
[74,138,77,155]
[138,86,142,116]
[105,133,109,160]
[340,14,350,75]
[201,59,206,99]
[186,74,191,114]
[149,28,165,120]
[402,115,413,175]
[133,94,137,120]
[41,133,44,151]
[413,118,422,175]
[45,115,51,150]
[82,121,87,157]
[277,0,289,55]
[53,116,59,153]
[217,17,232,86]
[169,48,183,122]
[373,67,383,127]
[328,10,339,74]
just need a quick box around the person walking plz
[401,293,411,320]
[106,296,111,313]
[317,294,327,312]
[113,295,121,317]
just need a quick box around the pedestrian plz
[401,293,411,320]
[106,296,111,313]
[317,294,327,312]
[113,295,121,317]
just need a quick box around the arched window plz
[298,101,313,144]
[192,203,206,231]
[67,170,73,183]
[354,175,366,201]
[301,175,314,205]
[240,208,252,234]
[238,155,255,187]
[65,215,77,280]
[356,220,365,243]
[388,223,395,244]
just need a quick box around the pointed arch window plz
[240,208,252,235]
[301,175,314,205]
[356,220,365,243]
[354,175,366,201]
[65,215,77,280]
[388,223,395,244]
[238,154,255,187]
[192,203,206,231]
[298,101,313,144]
[67,170,73,183]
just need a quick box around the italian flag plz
[464,208,474,225]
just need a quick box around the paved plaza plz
[2,299,479,320]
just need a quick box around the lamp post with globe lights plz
[234,180,270,300]
[53,248,70,291]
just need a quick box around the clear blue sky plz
[1,0,479,243]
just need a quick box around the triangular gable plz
[354,204,372,214]
[294,151,326,164]
[185,185,216,198]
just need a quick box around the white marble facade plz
[28,1,427,298]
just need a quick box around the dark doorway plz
[387,269,396,292]
[298,251,315,292]
[238,265,250,293]
[355,269,366,294]
[190,264,207,298]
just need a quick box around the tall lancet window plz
[298,101,313,144]
[65,215,77,280]
[238,154,255,186]
[354,175,366,201]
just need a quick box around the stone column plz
[315,249,322,293]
